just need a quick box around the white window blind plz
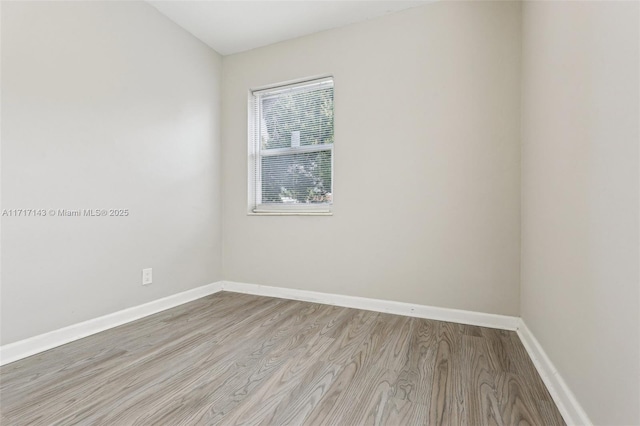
[249,77,334,214]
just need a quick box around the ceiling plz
[148,1,430,56]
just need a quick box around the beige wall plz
[520,2,639,425]
[1,1,223,344]
[222,1,522,316]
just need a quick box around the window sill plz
[248,209,332,216]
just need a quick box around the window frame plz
[248,76,334,216]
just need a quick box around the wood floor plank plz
[537,399,567,425]
[218,336,335,426]
[0,293,281,400]
[176,302,331,425]
[8,296,292,425]
[428,321,466,425]
[0,292,566,426]
[88,300,313,425]
[376,396,429,426]
[354,313,413,373]
[481,327,516,374]
[390,317,437,406]
[460,335,503,426]
[269,311,387,425]
[338,366,397,426]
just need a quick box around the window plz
[249,76,334,215]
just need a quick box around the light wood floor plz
[0,292,565,425]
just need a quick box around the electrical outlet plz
[142,268,152,285]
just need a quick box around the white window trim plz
[248,76,334,216]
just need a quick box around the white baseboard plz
[220,281,520,331]
[0,282,223,366]
[0,279,588,426]
[516,320,592,426]
[0,280,517,366]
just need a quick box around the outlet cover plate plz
[142,268,152,285]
